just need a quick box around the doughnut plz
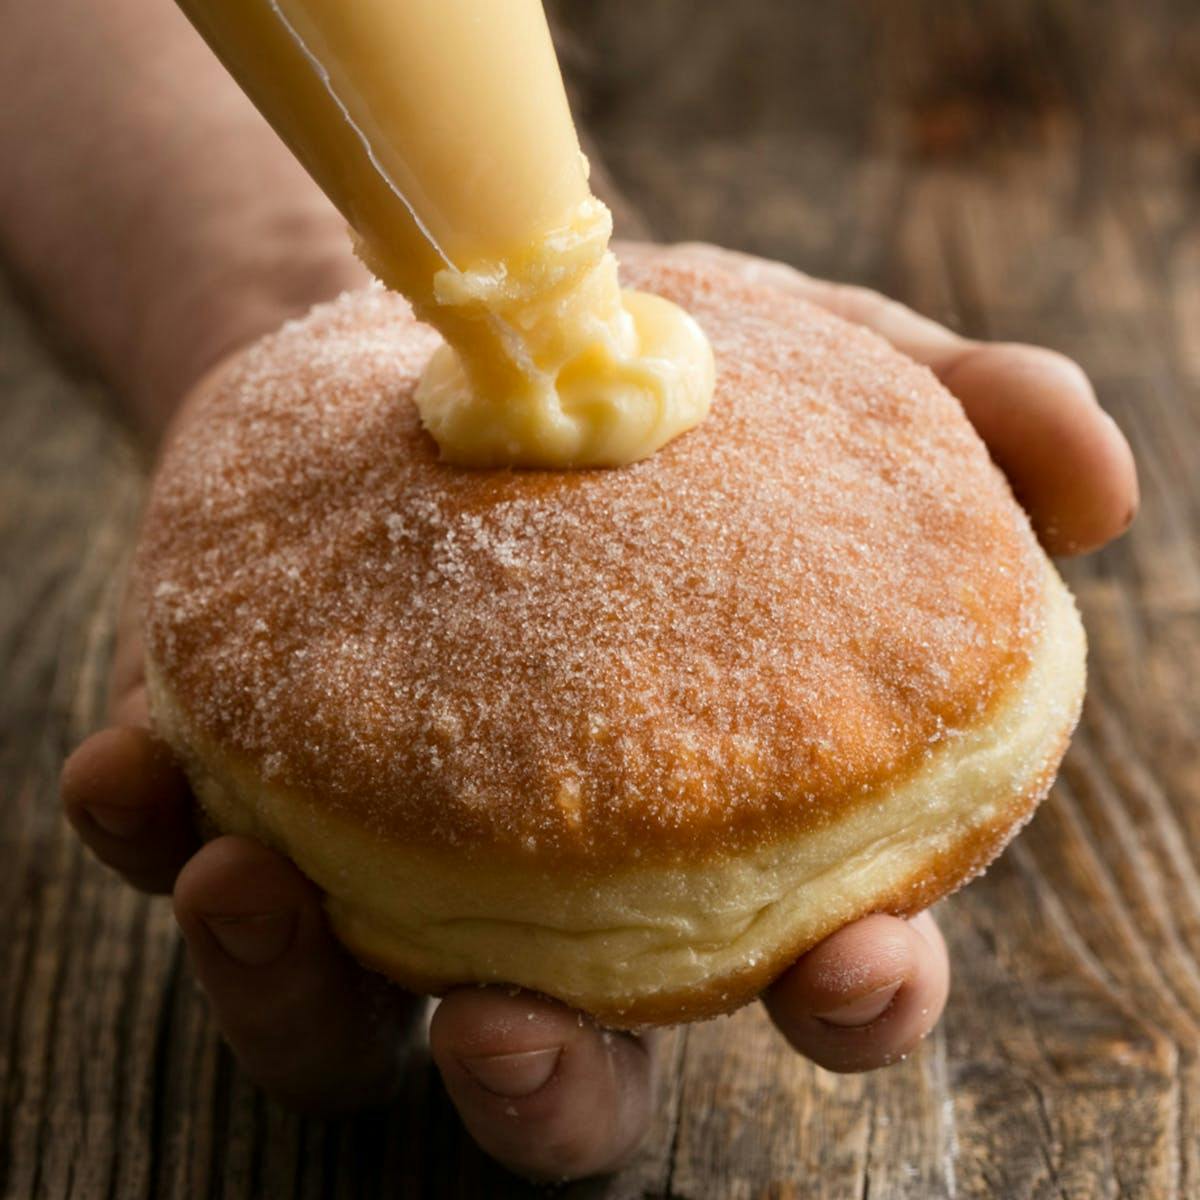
[139,245,1086,1026]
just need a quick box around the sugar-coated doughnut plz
[139,246,1085,1026]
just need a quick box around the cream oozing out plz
[411,197,715,468]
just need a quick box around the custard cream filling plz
[410,197,714,468]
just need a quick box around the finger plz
[666,242,1138,556]
[429,988,657,1182]
[173,836,420,1112]
[110,682,149,728]
[107,591,147,723]
[762,912,950,1073]
[60,725,199,893]
[936,343,1138,556]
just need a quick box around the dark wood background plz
[3,2,1197,1196]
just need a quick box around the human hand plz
[60,245,1137,1180]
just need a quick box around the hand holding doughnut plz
[61,243,1136,1181]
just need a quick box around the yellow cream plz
[175,0,713,466]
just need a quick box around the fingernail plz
[86,803,151,838]
[201,911,296,966]
[458,1046,561,1098]
[813,981,902,1028]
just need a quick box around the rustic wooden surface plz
[2,2,1198,1196]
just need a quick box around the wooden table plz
[3,2,1196,1195]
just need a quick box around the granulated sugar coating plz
[138,247,1044,865]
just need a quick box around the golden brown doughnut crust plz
[138,247,1046,869]
[145,562,1081,1027]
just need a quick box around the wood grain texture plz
[2,2,1196,1196]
